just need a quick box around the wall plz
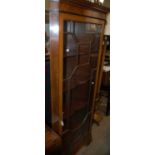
[45,0,49,10]
[103,0,110,8]
[104,13,110,35]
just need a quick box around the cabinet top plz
[48,0,109,21]
[49,0,109,13]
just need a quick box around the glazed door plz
[63,21,102,129]
[61,14,104,155]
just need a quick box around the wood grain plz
[48,0,108,154]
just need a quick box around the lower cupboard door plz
[62,113,91,155]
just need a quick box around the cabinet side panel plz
[90,24,105,125]
[49,0,63,134]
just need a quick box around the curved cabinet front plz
[62,20,102,155]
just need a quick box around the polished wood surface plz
[49,0,109,154]
[49,0,63,134]
[59,1,106,20]
[89,23,105,131]
[45,125,62,155]
[96,35,107,98]
[59,0,109,13]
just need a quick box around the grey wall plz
[103,0,110,8]
[45,0,48,10]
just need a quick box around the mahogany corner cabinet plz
[49,0,109,154]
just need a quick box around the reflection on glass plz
[63,21,102,131]
[50,24,59,34]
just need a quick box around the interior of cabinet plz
[62,21,102,133]
[45,10,51,126]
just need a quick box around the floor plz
[77,94,110,155]
[77,116,110,155]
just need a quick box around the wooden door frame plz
[51,12,105,135]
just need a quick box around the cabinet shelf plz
[63,103,89,119]
[63,78,91,92]
[64,52,98,58]
[64,52,88,58]
[64,32,101,34]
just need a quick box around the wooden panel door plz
[60,14,105,155]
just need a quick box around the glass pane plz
[63,21,102,131]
